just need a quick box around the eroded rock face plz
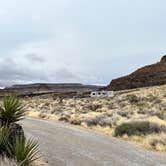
[107,56,166,91]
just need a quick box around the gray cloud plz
[26,54,45,63]
[0,54,82,86]
[0,0,165,86]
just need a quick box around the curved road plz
[21,118,166,166]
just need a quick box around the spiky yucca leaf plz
[0,125,10,154]
[8,137,40,166]
[0,96,26,126]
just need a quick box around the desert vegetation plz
[25,84,166,151]
[0,96,40,166]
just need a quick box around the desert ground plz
[24,84,166,151]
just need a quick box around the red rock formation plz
[107,56,166,91]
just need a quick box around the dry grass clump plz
[69,116,82,125]
[143,133,166,151]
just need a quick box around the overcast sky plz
[0,0,165,86]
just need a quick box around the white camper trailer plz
[90,91,114,97]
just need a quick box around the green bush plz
[0,96,26,126]
[115,121,152,136]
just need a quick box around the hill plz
[107,55,166,91]
[0,83,103,97]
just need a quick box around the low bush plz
[89,104,102,112]
[126,95,140,104]
[84,114,113,127]
[114,121,166,137]
[70,117,82,125]
[154,110,166,120]
[83,117,97,126]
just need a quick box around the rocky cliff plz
[107,56,166,91]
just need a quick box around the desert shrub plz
[153,99,162,104]
[89,104,102,112]
[161,101,166,107]
[0,96,26,126]
[38,113,47,119]
[149,122,166,133]
[138,109,157,116]
[59,115,70,122]
[137,101,149,108]
[84,114,113,127]
[69,117,82,125]
[143,95,157,102]
[126,95,140,104]
[97,117,112,127]
[117,111,129,117]
[83,117,97,126]
[114,121,166,137]
[137,109,147,114]
[154,110,166,120]
[43,102,50,107]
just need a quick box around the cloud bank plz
[0,0,165,86]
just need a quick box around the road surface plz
[21,118,166,166]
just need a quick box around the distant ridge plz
[107,55,166,91]
[4,83,103,94]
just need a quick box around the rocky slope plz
[107,56,166,91]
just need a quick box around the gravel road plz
[21,117,166,166]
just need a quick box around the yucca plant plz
[0,96,26,126]
[0,125,10,154]
[8,138,40,166]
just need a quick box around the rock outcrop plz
[107,56,166,91]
